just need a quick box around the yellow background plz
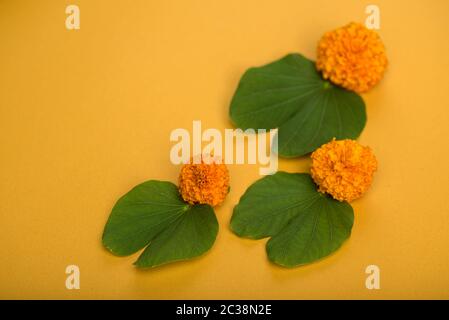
[1,0,449,299]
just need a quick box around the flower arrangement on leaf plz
[229,22,386,267]
[102,155,229,268]
[102,21,387,270]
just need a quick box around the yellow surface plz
[1,0,449,299]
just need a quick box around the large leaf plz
[229,54,366,157]
[230,172,354,267]
[102,180,218,268]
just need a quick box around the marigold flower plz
[316,22,388,93]
[310,139,377,202]
[178,155,230,207]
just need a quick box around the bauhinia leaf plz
[102,180,218,268]
[229,54,366,157]
[230,172,354,267]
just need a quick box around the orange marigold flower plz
[316,22,388,93]
[178,155,230,207]
[310,139,377,202]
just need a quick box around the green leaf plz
[230,172,354,267]
[102,180,218,268]
[229,54,366,157]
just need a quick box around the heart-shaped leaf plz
[102,180,218,268]
[229,54,366,157]
[230,172,354,267]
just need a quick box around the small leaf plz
[231,172,354,267]
[102,181,218,268]
[229,54,366,157]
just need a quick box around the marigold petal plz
[178,155,230,207]
[310,139,377,202]
[316,22,388,93]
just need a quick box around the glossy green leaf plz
[102,180,218,268]
[229,54,366,157]
[231,172,354,267]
